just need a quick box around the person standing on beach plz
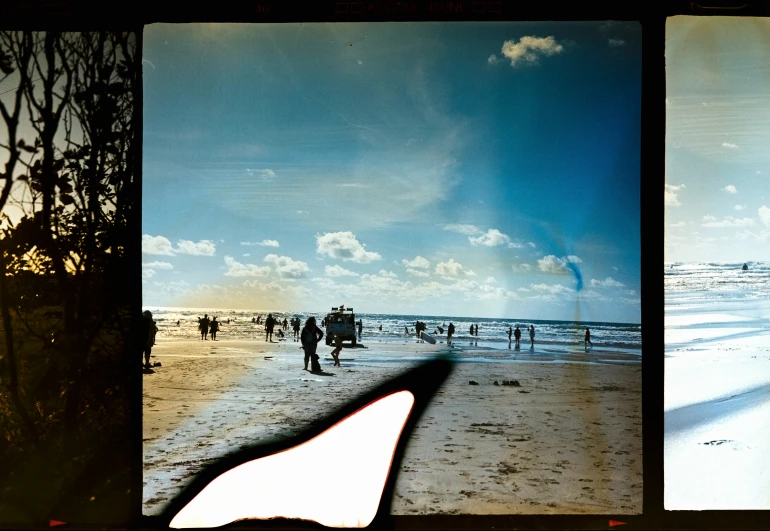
[585,327,593,349]
[330,335,343,367]
[301,317,324,372]
[357,319,363,339]
[265,313,275,342]
[141,311,158,369]
[529,325,535,348]
[474,324,479,336]
[199,314,210,340]
[293,318,301,341]
[209,317,220,341]
[507,326,512,343]
[469,324,474,336]
[514,326,521,349]
[448,322,455,343]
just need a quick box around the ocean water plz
[142,306,642,353]
[665,261,770,302]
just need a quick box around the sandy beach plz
[142,337,642,516]
[665,304,770,510]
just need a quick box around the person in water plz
[585,327,593,349]
[209,317,219,341]
[448,322,455,342]
[507,326,512,342]
[293,318,301,341]
[357,319,363,339]
[301,316,324,372]
[514,326,521,349]
[529,325,535,348]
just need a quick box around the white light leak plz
[169,391,415,528]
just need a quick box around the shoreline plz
[143,337,642,516]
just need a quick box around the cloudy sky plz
[666,17,770,263]
[142,22,641,323]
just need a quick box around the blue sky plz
[141,22,641,323]
[666,17,770,263]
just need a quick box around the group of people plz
[197,314,221,341]
[506,324,535,349]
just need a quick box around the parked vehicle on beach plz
[324,306,357,346]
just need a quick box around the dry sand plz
[142,337,642,516]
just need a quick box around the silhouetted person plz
[252,317,256,323]
[405,326,409,334]
[283,318,288,330]
[293,318,301,341]
[514,326,521,349]
[474,324,478,336]
[379,324,382,331]
[585,327,593,349]
[199,314,210,340]
[209,317,220,341]
[507,326,512,342]
[743,263,749,271]
[448,322,455,342]
[357,319,363,339]
[177,320,180,326]
[529,325,535,348]
[469,325,474,336]
[330,335,343,367]
[301,316,324,372]
[141,311,158,369]
[265,313,275,342]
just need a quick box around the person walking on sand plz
[141,310,158,370]
[265,313,275,342]
[529,325,535,348]
[585,327,593,350]
[301,316,324,372]
[330,335,343,367]
[199,314,210,340]
[209,317,220,341]
[514,326,521,349]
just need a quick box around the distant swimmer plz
[177,320,180,326]
[437,326,444,334]
[405,326,409,334]
[743,263,749,271]
[469,325,474,336]
[507,326,512,342]
[474,324,478,336]
[379,324,382,331]
[585,327,593,349]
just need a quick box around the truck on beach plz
[324,306,357,346]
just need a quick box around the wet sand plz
[142,337,642,516]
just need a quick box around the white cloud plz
[500,36,564,67]
[241,240,280,247]
[142,261,173,270]
[537,254,582,273]
[469,228,514,247]
[442,223,482,235]
[224,255,271,277]
[669,221,686,227]
[379,270,398,279]
[590,277,625,288]
[701,216,755,228]
[406,268,430,278]
[512,263,533,272]
[722,143,738,149]
[759,205,770,228]
[176,239,216,256]
[246,168,276,178]
[665,184,686,206]
[755,170,762,176]
[734,205,746,211]
[485,276,496,284]
[316,232,382,263]
[325,265,360,277]
[401,256,431,269]
[142,235,216,256]
[435,258,476,277]
[608,39,625,47]
[487,54,499,65]
[264,254,310,278]
[531,283,574,296]
[142,234,175,255]
[723,185,737,193]
[528,242,536,248]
